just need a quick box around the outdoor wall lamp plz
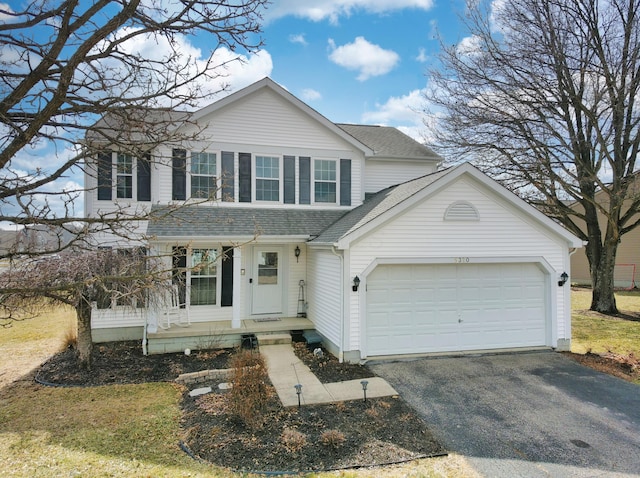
[558,272,569,287]
[294,383,302,407]
[294,245,301,263]
[352,275,360,292]
[360,380,369,402]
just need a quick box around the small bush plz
[227,349,270,428]
[281,428,307,453]
[320,429,345,448]
[61,323,77,351]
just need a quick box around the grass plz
[0,306,476,478]
[571,288,640,356]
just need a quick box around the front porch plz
[145,317,315,354]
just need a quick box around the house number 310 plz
[454,257,470,263]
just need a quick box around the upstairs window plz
[255,155,280,201]
[97,151,150,201]
[116,153,133,199]
[191,152,217,199]
[314,159,336,203]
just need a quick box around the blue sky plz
[3,0,475,223]
[254,0,470,140]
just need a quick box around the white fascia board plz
[336,162,583,250]
[150,235,309,244]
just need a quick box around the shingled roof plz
[311,168,452,245]
[337,124,441,161]
[147,206,348,239]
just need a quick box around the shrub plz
[320,429,345,448]
[281,428,307,453]
[61,323,77,351]
[227,349,270,428]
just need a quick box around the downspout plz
[331,245,344,363]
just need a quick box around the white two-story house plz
[85,78,582,361]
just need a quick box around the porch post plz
[232,246,242,328]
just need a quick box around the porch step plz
[256,333,292,346]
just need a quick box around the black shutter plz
[299,156,310,205]
[137,153,151,201]
[221,151,234,202]
[239,152,251,202]
[284,155,295,204]
[97,151,112,200]
[172,149,186,200]
[340,159,351,206]
[221,246,234,307]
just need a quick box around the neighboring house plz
[84,77,582,361]
[0,229,19,272]
[569,178,640,289]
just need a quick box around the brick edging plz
[176,368,232,385]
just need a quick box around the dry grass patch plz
[571,288,640,356]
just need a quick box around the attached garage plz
[310,163,583,362]
[365,262,548,356]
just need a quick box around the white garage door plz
[366,263,547,356]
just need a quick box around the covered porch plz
[145,316,315,354]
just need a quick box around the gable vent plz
[444,201,480,221]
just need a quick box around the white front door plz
[252,247,283,315]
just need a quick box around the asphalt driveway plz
[370,352,640,478]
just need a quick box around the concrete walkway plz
[260,343,398,407]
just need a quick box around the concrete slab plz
[260,343,397,407]
[189,386,212,397]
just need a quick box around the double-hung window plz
[116,153,133,199]
[314,159,337,203]
[190,248,217,305]
[191,152,217,199]
[255,155,280,201]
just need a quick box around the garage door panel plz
[366,263,547,356]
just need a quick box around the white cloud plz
[362,88,426,124]
[87,27,273,108]
[264,0,435,25]
[289,33,307,45]
[301,88,322,101]
[456,35,482,56]
[328,36,399,81]
[416,47,428,63]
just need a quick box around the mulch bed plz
[36,341,231,386]
[563,351,640,383]
[35,340,446,472]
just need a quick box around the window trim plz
[189,247,219,306]
[189,150,219,200]
[253,154,283,203]
[312,158,338,205]
[116,153,134,199]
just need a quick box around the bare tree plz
[0,0,266,253]
[0,1,266,334]
[426,0,640,313]
[0,249,169,369]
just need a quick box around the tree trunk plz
[76,299,93,370]
[589,241,619,314]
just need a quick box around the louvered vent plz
[444,201,479,221]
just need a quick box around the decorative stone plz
[189,386,212,397]
[218,382,233,390]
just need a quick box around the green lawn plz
[0,306,474,478]
[571,288,640,356]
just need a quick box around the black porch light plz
[558,272,569,287]
[352,275,360,292]
[294,245,301,263]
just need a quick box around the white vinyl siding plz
[307,248,342,346]
[348,176,570,353]
[364,160,438,194]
